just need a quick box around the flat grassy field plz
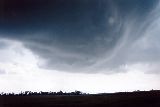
[0,91,160,107]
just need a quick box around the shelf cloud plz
[0,0,160,73]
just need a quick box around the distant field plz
[0,91,160,107]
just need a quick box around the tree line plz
[0,90,88,96]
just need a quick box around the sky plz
[0,0,160,94]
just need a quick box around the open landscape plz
[0,90,160,107]
[1,0,160,107]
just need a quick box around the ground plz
[0,91,160,107]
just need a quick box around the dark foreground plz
[0,91,160,107]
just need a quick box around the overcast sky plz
[0,0,160,93]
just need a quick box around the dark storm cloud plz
[0,0,159,73]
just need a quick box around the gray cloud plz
[0,69,6,75]
[0,40,10,49]
[0,0,160,73]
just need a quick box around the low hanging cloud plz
[0,69,6,74]
[0,0,160,73]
